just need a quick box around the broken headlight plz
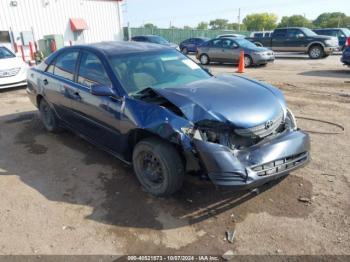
[285,108,297,131]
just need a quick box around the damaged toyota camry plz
[27,42,310,196]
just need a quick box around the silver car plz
[196,37,275,67]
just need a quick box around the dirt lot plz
[0,54,349,257]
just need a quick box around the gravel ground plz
[0,54,349,257]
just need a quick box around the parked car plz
[247,27,339,59]
[341,46,350,66]
[179,37,210,54]
[0,45,27,89]
[27,42,310,196]
[196,37,275,67]
[250,31,273,38]
[313,28,350,51]
[131,35,179,50]
[217,34,246,38]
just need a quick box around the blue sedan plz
[27,41,310,196]
[179,37,210,54]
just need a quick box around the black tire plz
[199,54,210,65]
[244,55,253,67]
[39,98,62,133]
[308,45,324,59]
[132,137,184,197]
[255,42,263,47]
[181,47,188,55]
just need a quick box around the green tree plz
[209,19,229,30]
[197,22,209,30]
[243,13,278,31]
[313,12,347,28]
[278,15,312,28]
[143,23,157,29]
[183,25,192,30]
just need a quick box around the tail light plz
[347,37,350,46]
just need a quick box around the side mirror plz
[296,33,304,39]
[90,84,117,97]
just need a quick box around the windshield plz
[148,36,169,45]
[342,28,350,36]
[0,47,15,59]
[234,38,259,49]
[108,50,211,95]
[301,28,317,36]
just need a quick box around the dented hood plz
[153,75,286,129]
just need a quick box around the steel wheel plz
[39,98,62,133]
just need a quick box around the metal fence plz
[124,27,251,44]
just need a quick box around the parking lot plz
[0,54,349,256]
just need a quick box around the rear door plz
[271,29,287,51]
[42,49,80,125]
[71,50,124,153]
[207,39,224,62]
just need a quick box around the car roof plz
[70,41,171,56]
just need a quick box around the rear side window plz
[274,29,287,37]
[77,52,111,87]
[254,33,263,38]
[208,39,222,47]
[53,51,79,81]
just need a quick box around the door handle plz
[43,79,49,85]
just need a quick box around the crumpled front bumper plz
[193,130,310,190]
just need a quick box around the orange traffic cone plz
[237,50,245,73]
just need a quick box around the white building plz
[0,0,123,56]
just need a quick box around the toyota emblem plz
[265,120,273,129]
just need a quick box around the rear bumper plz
[193,130,310,189]
[324,46,339,54]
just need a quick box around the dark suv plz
[313,28,350,50]
[247,27,339,59]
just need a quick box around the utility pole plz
[238,8,241,32]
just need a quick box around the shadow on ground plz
[299,69,350,78]
[0,111,314,230]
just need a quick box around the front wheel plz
[39,98,62,133]
[308,45,324,59]
[132,138,184,197]
[244,55,253,67]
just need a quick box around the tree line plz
[142,12,350,31]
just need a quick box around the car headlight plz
[285,108,297,131]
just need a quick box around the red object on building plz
[69,18,88,32]
[19,45,25,62]
[13,42,18,53]
[50,40,57,52]
[29,42,35,60]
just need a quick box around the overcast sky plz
[122,0,350,28]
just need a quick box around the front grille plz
[235,110,284,138]
[0,68,21,78]
[250,152,308,177]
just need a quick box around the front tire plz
[181,47,188,55]
[39,98,62,133]
[308,45,324,59]
[199,54,210,65]
[244,55,253,67]
[132,138,184,197]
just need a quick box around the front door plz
[285,29,307,52]
[71,51,124,155]
[221,39,240,63]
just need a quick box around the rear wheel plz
[308,45,324,59]
[39,98,62,133]
[200,54,210,65]
[132,137,184,197]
